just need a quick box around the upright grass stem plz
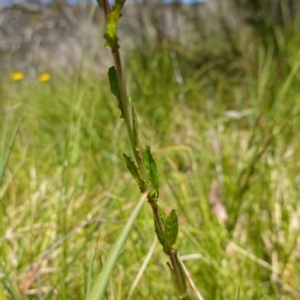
[97,0,187,298]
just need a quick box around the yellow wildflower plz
[38,73,50,82]
[11,72,24,81]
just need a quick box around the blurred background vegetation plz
[1,0,300,299]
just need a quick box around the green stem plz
[169,250,185,298]
[99,1,186,299]
[111,49,146,178]
[149,199,165,237]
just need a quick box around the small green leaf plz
[154,206,166,247]
[164,210,178,253]
[142,146,159,197]
[123,154,146,192]
[108,67,119,96]
[108,67,124,119]
[132,104,139,148]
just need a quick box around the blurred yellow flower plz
[38,73,50,82]
[11,72,24,81]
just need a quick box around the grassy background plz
[1,5,300,299]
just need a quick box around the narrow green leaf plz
[175,254,187,299]
[131,104,139,148]
[123,154,146,192]
[167,259,187,299]
[108,67,119,97]
[164,210,178,252]
[166,262,176,287]
[108,67,124,119]
[154,206,166,247]
[142,146,159,197]
[0,260,21,300]
[0,119,21,186]
[86,193,146,300]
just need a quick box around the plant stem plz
[112,49,147,178]
[148,199,165,236]
[99,1,187,298]
[169,249,185,297]
[114,45,186,297]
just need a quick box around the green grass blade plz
[0,287,8,300]
[86,243,97,299]
[0,119,21,185]
[86,192,147,300]
[0,260,20,300]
